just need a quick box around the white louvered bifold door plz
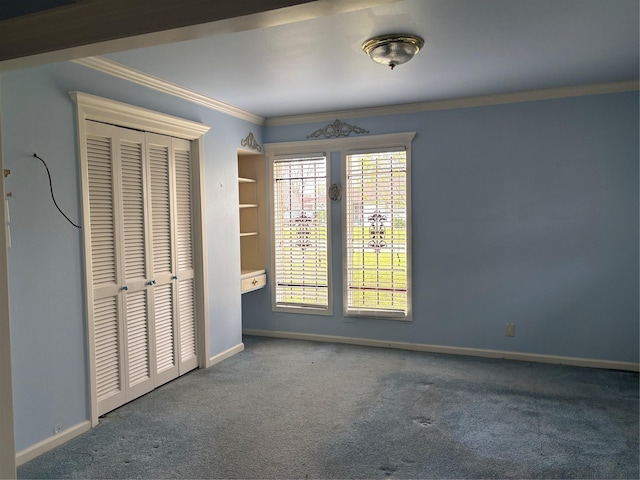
[146,133,179,386]
[86,122,155,414]
[173,139,198,374]
[118,128,155,401]
[85,122,126,417]
[84,122,198,417]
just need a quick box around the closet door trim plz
[71,91,210,427]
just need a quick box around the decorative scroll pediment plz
[241,132,262,152]
[306,119,369,139]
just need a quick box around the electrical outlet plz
[53,424,61,435]
[506,323,515,337]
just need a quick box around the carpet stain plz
[417,381,433,391]
[379,464,398,476]
[413,416,433,427]
[447,396,627,466]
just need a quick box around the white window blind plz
[272,156,329,310]
[345,150,409,318]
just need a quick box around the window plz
[344,149,410,319]
[271,155,331,313]
[266,132,413,320]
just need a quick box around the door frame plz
[70,91,211,427]
[0,83,17,480]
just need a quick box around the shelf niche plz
[238,150,266,293]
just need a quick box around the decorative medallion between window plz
[368,211,387,252]
[294,212,313,249]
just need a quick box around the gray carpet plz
[18,336,639,479]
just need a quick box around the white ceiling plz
[101,0,638,119]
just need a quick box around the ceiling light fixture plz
[362,33,424,70]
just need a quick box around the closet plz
[83,120,198,417]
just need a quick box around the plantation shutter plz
[272,156,329,309]
[173,141,198,372]
[345,149,409,318]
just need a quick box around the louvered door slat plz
[174,149,193,271]
[120,141,146,280]
[173,142,197,374]
[154,284,175,373]
[125,290,150,387]
[93,297,121,401]
[87,136,116,285]
[178,278,196,364]
[149,144,172,275]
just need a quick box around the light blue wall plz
[1,60,637,455]
[1,61,259,451]
[245,91,639,364]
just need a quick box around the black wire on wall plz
[33,153,81,229]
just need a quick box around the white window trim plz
[265,148,333,316]
[70,91,211,426]
[265,132,415,320]
[265,133,415,157]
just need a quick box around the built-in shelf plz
[238,151,266,294]
[241,268,266,278]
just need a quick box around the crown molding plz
[73,56,265,125]
[265,80,640,126]
[73,56,638,129]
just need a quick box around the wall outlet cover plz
[506,323,515,337]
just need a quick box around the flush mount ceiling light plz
[362,33,424,70]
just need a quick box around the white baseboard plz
[207,342,245,368]
[14,342,241,467]
[16,420,91,466]
[242,329,639,372]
